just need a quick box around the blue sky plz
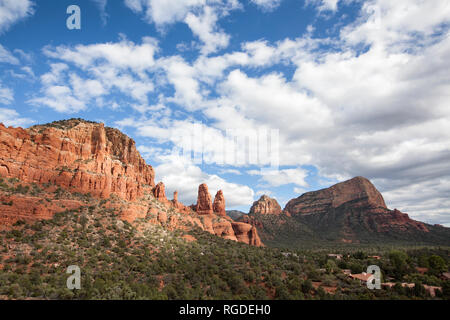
[1,0,450,226]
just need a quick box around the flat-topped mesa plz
[213,190,226,217]
[195,183,214,215]
[0,119,155,201]
[249,195,283,215]
[284,176,387,216]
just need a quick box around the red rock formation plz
[232,222,263,246]
[171,190,191,214]
[284,176,429,236]
[373,209,429,233]
[0,194,82,228]
[213,190,226,217]
[158,211,167,224]
[237,214,264,230]
[0,120,264,246]
[120,204,149,223]
[153,182,169,204]
[195,183,213,215]
[284,176,386,215]
[0,120,155,201]
[249,195,282,215]
[212,220,237,241]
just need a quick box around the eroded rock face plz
[213,220,237,241]
[213,190,226,217]
[232,222,263,246]
[0,120,155,201]
[284,176,429,239]
[153,182,168,203]
[249,195,282,215]
[195,183,213,215]
[285,176,386,215]
[189,183,263,246]
[0,120,264,246]
[237,214,264,230]
[0,194,83,228]
[158,211,167,224]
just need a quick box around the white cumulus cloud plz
[0,0,34,33]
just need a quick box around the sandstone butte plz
[235,195,285,230]
[249,195,283,215]
[284,176,429,233]
[0,119,262,246]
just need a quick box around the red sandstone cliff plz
[0,119,155,201]
[0,119,263,246]
[284,176,386,215]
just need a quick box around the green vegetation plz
[0,200,448,300]
[251,210,450,248]
[32,118,99,131]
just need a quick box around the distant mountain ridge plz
[239,177,450,247]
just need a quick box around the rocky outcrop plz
[157,210,167,224]
[283,176,430,241]
[213,220,238,241]
[195,183,213,215]
[0,194,82,228]
[153,182,166,200]
[232,222,262,246]
[120,203,150,223]
[237,214,264,230]
[284,176,386,215]
[190,183,263,246]
[153,182,169,205]
[0,119,155,202]
[213,190,226,217]
[171,191,191,214]
[0,120,265,246]
[249,195,282,215]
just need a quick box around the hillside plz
[1,195,449,300]
[0,119,449,300]
[0,119,261,246]
[285,177,450,245]
[226,210,245,221]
